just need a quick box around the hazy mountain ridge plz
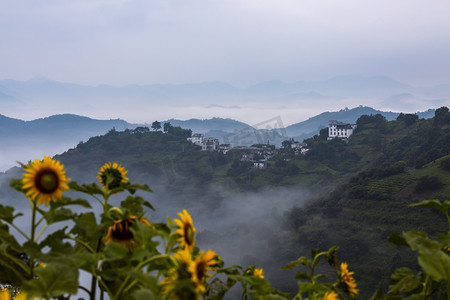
[0,106,437,172]
[285,106,435,140]
[1,75,449,108]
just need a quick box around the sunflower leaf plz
[410,200,450,215]
[48,196,91,209]
[123,182,153,194]
[131,288,156,300]
[103,243,128,261]
[388,267,422,294]
[281,257,310,270]
[40,227,74,256]
[43,207,76,225]
[0,204,22,223]
[121,196,154,215]
[388,233,410,248]
[9,178,24,192]
[0,223,23,251]
[23,261,79,298]
[69,181,104,196]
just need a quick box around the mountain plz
[1,75,449,119]
[0,114,255,172]
[163,117,252,133]
[0,106,439,172]
[279,106,434,144]
[0,114,136,172]
[1,107,449,297]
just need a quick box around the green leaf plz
[437,232,450,246]
[22,241,42,259]
[0,223,22,251]
[43,207,76,225]
[389,267,422,294]
[402,231,429,251]
[368,288,385,300]
[123,182,153,194]
[281,257,310,270]
[388,233,410,248]
[131,288,155,300]
[128,270,158,295]
[48,196,92,209]
[69,181,105,196]
[410,199,450,215]
[130,222,159,252]
[23,261,79,298]
[104,243,128,261]
[70,212,101,242]
[403,231,450,282]
[40,228,74,256]
[121,195,155,214]
[295,271,311,281]
[0,204,23,223]
[9,178,24,192]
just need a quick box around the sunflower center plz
[35,169,60,194]
[111,219,134,241]
[196,261,206,281]
[184,224,195,246]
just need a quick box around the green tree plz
[151,121,161,131]
[163,122,172,133]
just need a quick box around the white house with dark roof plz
[187,133,204,145]
[327,120,357,140]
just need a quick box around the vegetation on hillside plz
[1,107,450,298]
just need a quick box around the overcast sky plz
[1,0,450,87]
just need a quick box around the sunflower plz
[159,268,181,300]
[0,289,29,300]
[97,162,128,190]
[22,156,70,206]
[340,262,359,297]
[174,210,196,252]
[253,267,264,279]
[323,291,339,300]
[187,249,218,293]
[105,215,150,245]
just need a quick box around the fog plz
[0,162,315,297]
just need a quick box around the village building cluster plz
[187,121,355,169]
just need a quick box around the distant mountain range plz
[0,106,438,172]
[1,75,449,116]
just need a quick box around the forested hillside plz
[1,107,449,298]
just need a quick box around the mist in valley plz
[0,155,317,297]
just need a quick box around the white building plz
[187,133,204,145]
[219,144,232,154]
[328,120,357,140]
[202,137,220,151]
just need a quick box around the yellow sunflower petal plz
[22,156,70,206]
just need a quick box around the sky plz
[1,0,450,88]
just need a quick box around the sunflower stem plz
[91,268,114,299]
[115,255,172,299]
[30,200,37,242]
[7,221,30,241]
[65,235,96,253]
[35,215,45,228]
[91,194,105,208]
[35,224,49,242]
[30,199,37,278]
[122,279,138,294]
[1,252,31,275]
[90,236,103,300]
